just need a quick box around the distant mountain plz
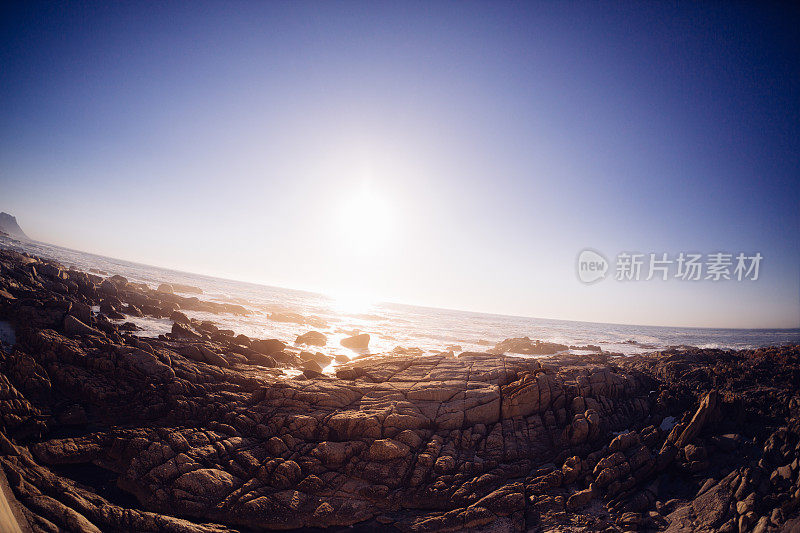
[0,212,29,240]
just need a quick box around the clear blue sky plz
[1,1,798,328]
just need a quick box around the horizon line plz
[11,234,800,333]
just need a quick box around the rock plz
[171,322,200,339]
[562,456,583,484]
[174,468,236,501]
[312,441,353,467]
[251,338,286,355]
[171,283,203,294]
[0,289,15,300]
[0,212,29,239]
[692,476,733,529]
[2,246,800,533]
[501,372,547,418]
[565,413,590,445]
[64,315,103,337]
[752,515,770,533]
[246,352,277,368]
[157,283,174,293]
[684,444,707,463]
[341,333,370,350]
[197,345,229,367]
[98,278,118,296]
[296,331,327,346]
[490,337,568,355]
[271,460,302,489]
[567,488,595,510]
[266,437,289,456]
[269,311,306,324]
[771,464,792,483]
[234,334,252,346]
[434,455,456,474]
[170,310,191,325]
[736,492,755,515]
[299,351,331,366]
[675,391,719,448]
[107,274,128,288]
[301,359,323,374]
[71,302,92,324]
[367,439,410,461]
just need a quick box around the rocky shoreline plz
[0,248,798,532]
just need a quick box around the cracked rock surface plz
[0,248,798,532]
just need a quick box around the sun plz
[329,289,375,315]
[336,184,395,255]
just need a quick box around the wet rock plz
[301,359,323,374]
[251,338,286,355]
[490,337,568,355]
[172,283,203,294]
[296,331,327,346]
[341,333,370,350]
[245,351,277,367]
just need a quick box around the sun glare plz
[329,289,375,315]
[336,184,395,255]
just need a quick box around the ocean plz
[3,239,798,363]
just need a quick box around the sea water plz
[2,239,798,363]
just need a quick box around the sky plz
[1,1,798,328]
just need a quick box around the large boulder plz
[251,338,286,355]
[301,359,323,374]
[246,352,277,368]
[296,331,327,346]
[341,333,370,350]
